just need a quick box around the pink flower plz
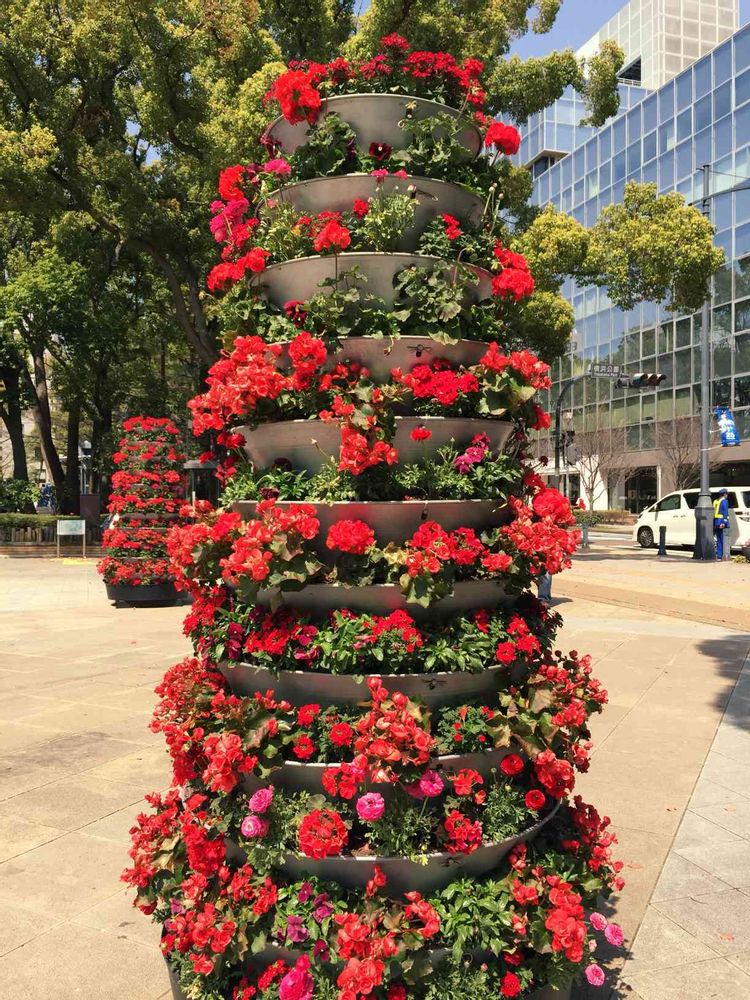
[604,923,624,947]
[585,965,606,987]
[371,168,389,182]
[279,955,314,1000]
[418,770,444,798]
[264,158,292,177]
[356,792,386,822]
[589,912,608,932]
[248,786,274,814]
[240,814,269,838]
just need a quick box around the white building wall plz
[576,0,738,89]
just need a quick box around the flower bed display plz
[125,38,624,1000]
[98,416,185,604]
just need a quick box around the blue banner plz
[715,406,740,447]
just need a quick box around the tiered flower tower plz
[99,416,185,604]
[125,39,625,1000]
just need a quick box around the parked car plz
[632,487,750,555]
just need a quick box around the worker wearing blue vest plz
[713,488,730,560]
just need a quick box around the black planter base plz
[163,955,571,1000]
[105,582,178,605]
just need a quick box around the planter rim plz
[269,171,483,203]
[261,250,492,282]
[223,658,507,683]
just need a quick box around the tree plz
[574,407,630,509]
[586,182,725,312]
[656,416,722,491]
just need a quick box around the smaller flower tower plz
[98,416,185,604]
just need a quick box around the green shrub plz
[0,478,37,513]
[573,509,603,527]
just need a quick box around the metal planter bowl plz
[105,582,177,605]
[240,749,515,797]
[269,803,558,894]
[219,661,508,708]
[232,499,509,550]
[164,955,569,1000]
[236,416,513,472]
[278,335,490,382]
[256,580,513,620]
[258,253,492,310]
[266,93,482,158]
[268,174,484,251]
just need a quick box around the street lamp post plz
[554,375,584,492]
[694,164,718,559]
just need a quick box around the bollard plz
[582,524,589,549]
[658,525,667,556]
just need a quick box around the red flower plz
[451,768,483,796]
[380,33,409,51]
[352,199,370,218]
[298,808,348,858]
[491,268,535,302]
[442,214,462,240]
[292,735,316,760]
[313,219,351,253]
[369,141,392,162]
[532,487,574,525]
[485,121,521,155]
[297,703,320,727]
[326,519,375,555]
[410,427,431,442]
[534,750,575,799]
[495,641,517,664]
[330,722,354,747]
[500,754,524,777]
[525,789,546,811]
[500,972,522,997]
[442,810,482,854]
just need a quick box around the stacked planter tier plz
[128,50,623,1000]
[98,417,185,604]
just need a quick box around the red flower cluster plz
[544,883,587,962]
[264,66,323,124]
[491,245,536,302]
[484,121,522,155]
[442,809,483,854]
[533,750,575,800]
[326,519,376,555]
[479,344,551,391]
[392,357,479,408]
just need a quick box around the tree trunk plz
[23,344,66,502]
[0,364,29,481]
[64,400,81,514]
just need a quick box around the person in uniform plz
[713,488,730,560]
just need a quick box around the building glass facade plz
[525,5,750,509]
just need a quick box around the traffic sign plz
[589,363,624,379]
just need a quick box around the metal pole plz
[693,164,716,560]
[554,376,582,491]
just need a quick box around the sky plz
[510,0,750,59]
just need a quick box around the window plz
[675,350,692,385]
[660,120,676,154]
[676,71,693,111]
[735,332,750,372]
[676,108,692,142]
[714,264,733,305]
[737,68,750,108]
[643,130,657,162]
[714,80,732,120]
[657,494,682,512]
[695,94,712,133]
[735,26,750,74]
[676,318,691,348]
[735,374,750,407]
[684,491,699,509]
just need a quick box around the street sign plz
[56,518,87,558]
[57,519,85,536]
[589,363,624,379]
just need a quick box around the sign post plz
[589,363,624,379]
[56,519,87,558]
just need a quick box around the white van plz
[632,487,750,555]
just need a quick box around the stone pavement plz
[0,557,748,999]
[615,653,750,999]
[557,544,750,631]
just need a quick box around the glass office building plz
[520,1,750,510]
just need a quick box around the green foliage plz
[514,206,590,291]
[365,792,435,858]
[480,781,532,842]
[0,479,37,513]
[586,182,726,312]
[511,290,575,364]
[581,40,626,127]
[573,508,603,527]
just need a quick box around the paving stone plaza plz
[1,555,748,999]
